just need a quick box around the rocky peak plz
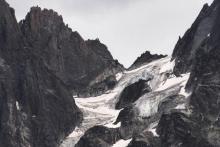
[20,6,64,34]
[172,0,220,75]
[86,39,114,61]
[19,5,124,97]
[129,50,167,69]
[0,1,83,147]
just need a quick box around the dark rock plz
[78,75,117,97]
[0,1,83,147]
[19,8,124,96]
[185,7,220,122]
[129,51,166,70]
[168,0,220,146]
[75,126,121,147]
[116,79,151,109]
[157,112,213,147]
[127,131,161,147]
[115,106,151,140]
[172,1,220,75]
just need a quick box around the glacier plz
[60,57,191,147]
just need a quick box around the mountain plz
[0,0,123,147]
[19,7,124,97]
[0,1,83,147]
[63,0,220,147]
[1,0,220,147]
[129,51,167,70]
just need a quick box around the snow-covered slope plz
[60,57,191,147]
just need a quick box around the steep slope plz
[172,1,220,75]
[129,51,166,70]
[1,0,220,146]
[61,1,220,147]
[19,7,124,97]
[60,57,191,147]
[159,0,220,146]
[0,1,82,147]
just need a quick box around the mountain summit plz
[0,0,220,147]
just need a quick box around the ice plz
[61,56,192,147]
[148,122,159,137]
[155,73,190,91]
[133,58,191,117]
[105,122,121,128]
[68,127,84,138]
[159,59,175,73]
[112,139,132,147]
[179,83,191,98]
[61,89,121,147]
[175,103,186,110]
[116,72,123,81]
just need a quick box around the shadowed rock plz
[75,126,121,147]
[129,51,166,70]
[116,79,151,109]
[19,8,124,96]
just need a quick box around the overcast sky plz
[7,0,213,67]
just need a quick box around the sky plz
[7,0,213,67]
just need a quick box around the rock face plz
[129,51,166,70]
[0,0,124,147]
[19,7,124,96]
[0,1,83,147]
[127,131,161,147]
[75,126,121,147]
[172,1,220,75]
[1,0,220,146]
[160,0,220,146]
[116,79,151,109]
[157,113,212,147]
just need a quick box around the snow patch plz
[175,103,186,110]
[156,73,190,91]
[159,59,175,73]
[148,122,159,137]
[16,101,20,110]
[116,72,123,81]
[105,122,121,128]
[112,139,132,147]
[125,57,170,74]
[179,84,191,98]
[68,127,84,138]
[61,89,121,146]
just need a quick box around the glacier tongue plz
[60,57,191,147]
[60,91,121,147]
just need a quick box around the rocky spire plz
[19,7,124,96]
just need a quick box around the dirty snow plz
[116,72,123,81]
[148,122,159,137]
[112,139,132,147]
[61,57,191,147]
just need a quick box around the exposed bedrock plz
[172,0,220,75]
[115,79,151,109]
[129,51,167,70]
[127,131,161,147]
[19,7,124,97]
[75,126,121,147]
